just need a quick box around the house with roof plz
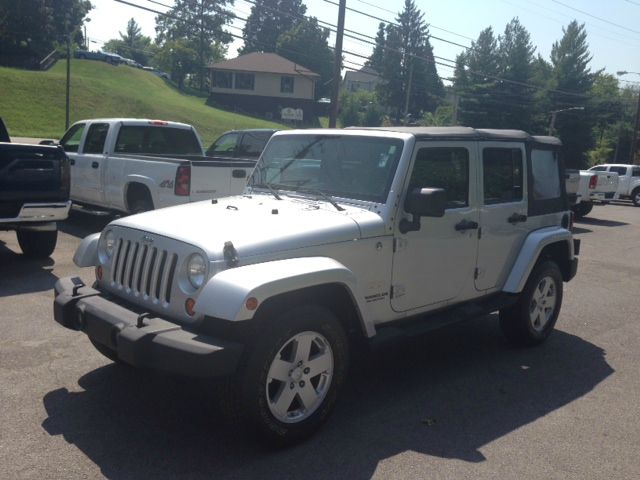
[207,52,321,122]
[343,66,381,93]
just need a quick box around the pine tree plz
[549,21,595,168]
[241,0,307,54]
[367,23,386,73]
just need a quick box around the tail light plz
[175,165,191,196]
[588,175,597,189]
[60,153,71,197]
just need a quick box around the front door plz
[391,142,479,313]
[475,142,528,291]
[59,123,86,200]
[75,122,109,204]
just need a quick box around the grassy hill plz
[0,60,283,145]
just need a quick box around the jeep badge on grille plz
[142,234,154,245]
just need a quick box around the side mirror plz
[400,188,446,233]
[39,139,57,146]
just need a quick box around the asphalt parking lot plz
[1,204,639,479]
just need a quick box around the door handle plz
[69,158,75,165]
[508,213,527,224]
[91,161,99,169]
[455,219,479,231]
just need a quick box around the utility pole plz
[329,0,346,128]
[631,91,640,165]
[66,34,71,130]
[402,61,414,124]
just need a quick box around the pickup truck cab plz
[54,127,579,445]
[58,119,255,214]
[205,129,277,160]
[0,119,71,258]
[590,164,640,206]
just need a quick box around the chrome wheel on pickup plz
[266,331,334,423]
[500,261,563,346]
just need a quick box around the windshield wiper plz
[252,182,281,200]
[295,187,345,211]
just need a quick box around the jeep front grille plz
[110,238,178,304]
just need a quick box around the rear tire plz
[16,229,57,258]
[220,305,349,446]
[128,188,154,214]
[632,188,640,207]
[571,202,593,218]
[499,260,563,347]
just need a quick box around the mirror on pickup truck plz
[38,140,58,146]
[400,187,446,233]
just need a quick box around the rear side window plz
[633,167,640,177]
[590,166,607,171]
[114,126,201,155]
[207,132,240,156]
[83,123,109,154]
[409,147,469,209]
[483,148,523,204]
[531,149,562,200]
[60,123,85,153]
[609,166,628,175]
[237,131,272,158]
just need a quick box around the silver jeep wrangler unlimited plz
[54,127,579,444]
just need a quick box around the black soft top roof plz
[351,126,562,146]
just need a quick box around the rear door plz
[59,122,86,201]
[475,142,528,291]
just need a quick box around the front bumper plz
[53,277,243,378]
[0,201,71,224]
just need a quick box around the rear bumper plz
[0,201,71,224]
[53,277,243,378]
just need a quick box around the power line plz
[552,0,640,35]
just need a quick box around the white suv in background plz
[590,164,640,206]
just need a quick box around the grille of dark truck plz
[110,237,178,305]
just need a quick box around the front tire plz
[222,305,349,446]
[499,261,563,346]
[632,188,640,207]
[16,229,58,258]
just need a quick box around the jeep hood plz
[112,194,386,260]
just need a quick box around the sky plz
[86,0,640,87]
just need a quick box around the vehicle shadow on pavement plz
[0,242,58,297]
[41,317,613,479]
[571,226,592,234]
[575,217,629,227]
[58,209,114,240]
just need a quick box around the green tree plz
[241,0,307,54]
[104,18,152,65]
[276,18,333,98]
[549,21,595,168]
[155,0,234,90]
[454,27,502,128]
[496,18,536,130]
[0,0,91,68]
[366,22,386,73]
[376,24,404,119]
[153,39,199,89]
[339,91,384,127]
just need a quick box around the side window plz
[207,132,240,156]
[633,167,640,177]
[531,149,561,200]
[590,166,607,171]
[609,166,628,176]
[82,123,109,154]
[237,132,272,158]
[483,148,523,204]
[280,76,294,93]
[235,73,255,90]
[212,71,232,88]
[409,147,469,209]
[59,123,86,153]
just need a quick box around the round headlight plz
[187,253,207,289]
[99,230,116,263]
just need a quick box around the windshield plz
[250,134,404,203]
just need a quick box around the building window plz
[212,71,232,88]
[281,76,294,93]
[235,73,255,90]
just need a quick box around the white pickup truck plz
[566,169,618,218]
[57,119,256,214]
[590,164,640,206]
